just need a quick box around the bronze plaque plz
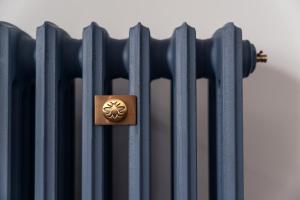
[94,95,137,125]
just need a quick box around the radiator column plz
[0,22,35,200]
[35,22,78,200]
[81,23,112,200]
[170,23,197,200]
[128,24,151,200]
[209,23,244,200]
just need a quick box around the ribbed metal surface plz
[35,22,79,200]
[209,23,244,200]
[128,24,151,200]
[81,23,112,200]
[0,22,35,200]
[171,24,197,200]
[0,21,258,200]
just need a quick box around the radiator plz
[0,21,263,200]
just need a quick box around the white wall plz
[1,0,300,199]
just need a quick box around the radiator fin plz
[82,23,112,200]
[209,23,244,200]
[171,23,197,200]
[0,22,35,200]
[35,22,76,200]
[128,24,151,200]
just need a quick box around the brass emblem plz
[94,95,137,125]
[102,99,128,122]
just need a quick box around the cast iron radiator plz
[0,21,262,200]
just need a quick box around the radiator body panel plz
[0,22,258,200]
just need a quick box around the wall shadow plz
[244,64,300,200]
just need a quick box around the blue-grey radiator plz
[0,21,262,200]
